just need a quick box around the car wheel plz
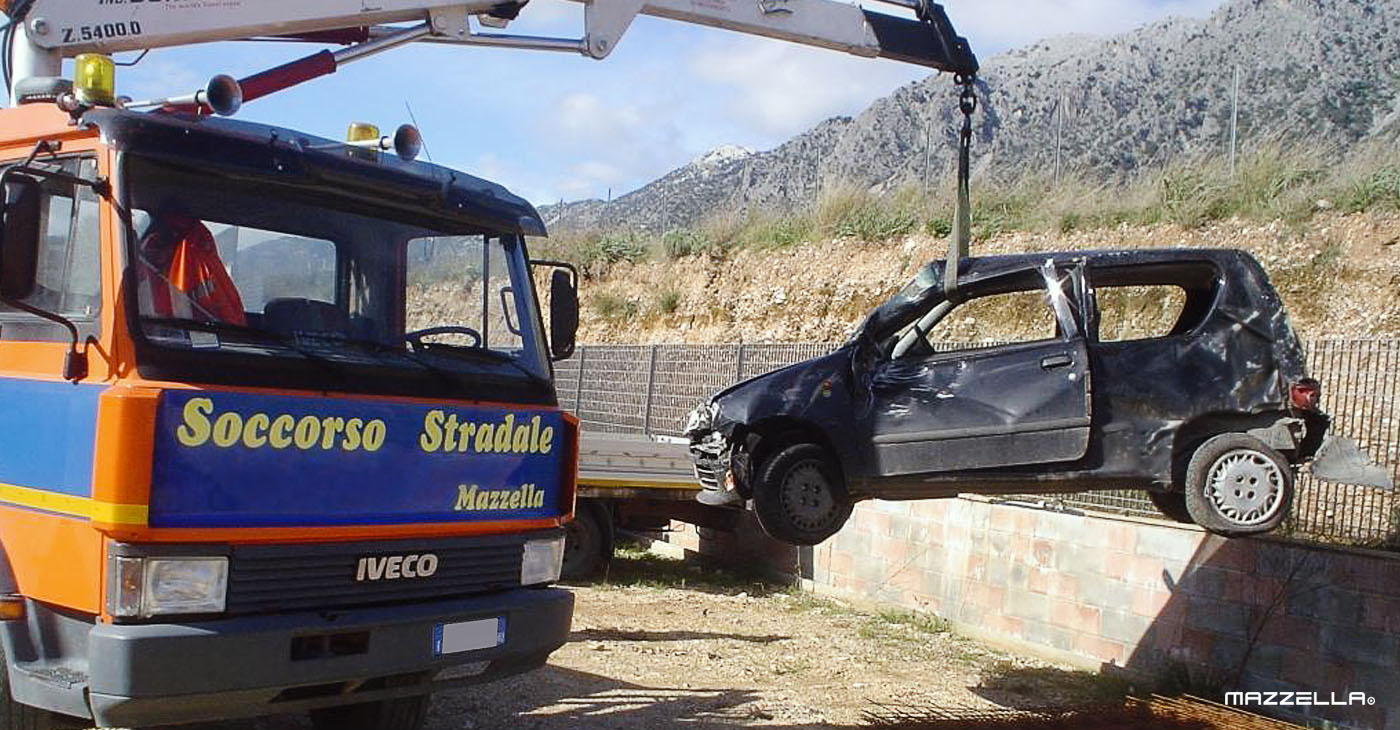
[309,695,430,730]
[752,443,853,546]
[1147,490,1194,524]
[1184,433,1294,536]
[561,499,614,580]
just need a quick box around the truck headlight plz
[109,557,228,619]
[521,536,565,586]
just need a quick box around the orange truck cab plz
[0,100,580,729]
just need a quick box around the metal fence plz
[556,339,1400,548]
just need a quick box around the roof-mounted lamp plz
[72,54,116,106]
[346,123,422,161]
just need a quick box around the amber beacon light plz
[73,54,117,106]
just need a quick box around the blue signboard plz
[148,390,568,528]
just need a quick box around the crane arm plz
[4,0,976,88]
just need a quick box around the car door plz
[866,263,1092,476]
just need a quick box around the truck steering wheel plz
[401,326,483,349]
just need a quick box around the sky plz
[59,0,1224,206]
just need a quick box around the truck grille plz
[225,533,528,615]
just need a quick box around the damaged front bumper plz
[686,403,745,508]
[691,430,744,508]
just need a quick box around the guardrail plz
[556,339,1400,548]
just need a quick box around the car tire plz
[1147,490,1195,524]
[561,499,614,580]
[752,444,853,546]
[309,695,430,730]
[1184,433,1294,536]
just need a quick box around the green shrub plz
[817,186,919,241]
[591,292,638,320]
[738,214,814,249]
[1340,167,1400,212]
[660,229,712,259]
[925,216,953,237]
[655,288,681,314]
[577,231,647,277]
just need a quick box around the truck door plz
[867,263,1091,476]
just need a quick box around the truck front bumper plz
[85,587,573,727]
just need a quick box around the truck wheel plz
[752,443,853,546]
[1184,433,1294,536]
[561,499,614,580]
[309,695,429,730]
[1147,490,1195,524]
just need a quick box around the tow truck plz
[0,0,975,728]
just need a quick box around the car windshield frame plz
[117,152,553,401]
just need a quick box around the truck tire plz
[309,695,429,730]
[562,499,614,580]
[752,443,853,546]
[1184,433,1294,537]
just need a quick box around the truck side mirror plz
[548,268,578,361]
[0,174,42,301]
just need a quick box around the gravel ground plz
[174,549,1120,730]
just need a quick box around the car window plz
[1095,285,1187,342]
[925,289,1058,350]
[1088,263,1219,342]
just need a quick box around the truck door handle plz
[1041,354,1073,370]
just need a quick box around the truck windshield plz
[122,154,550,396]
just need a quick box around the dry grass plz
[537,144,1395,274]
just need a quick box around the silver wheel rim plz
[1206,448,1285,527]
[780,460,837,531]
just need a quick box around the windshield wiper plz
[413,342,548,385]
[332,336,465,387]
[142,317,353,383]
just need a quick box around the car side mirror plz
[0,174,42,301]
[548,268,579,361]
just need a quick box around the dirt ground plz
[188,548,1121,730]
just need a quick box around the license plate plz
[433,617,505,655]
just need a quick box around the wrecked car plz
[685,249,1332,546]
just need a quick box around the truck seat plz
[262,298,349,337]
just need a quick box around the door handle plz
[1041,354,1073,370]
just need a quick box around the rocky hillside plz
[571,211,1400,345]
[542,0,1400,233]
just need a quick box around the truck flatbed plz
[578,433,697,500]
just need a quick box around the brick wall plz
[664,496,1400,730]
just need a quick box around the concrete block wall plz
[664,497,1400,729]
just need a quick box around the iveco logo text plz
[355,554,439,581]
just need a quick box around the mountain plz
[541,0,1400,233]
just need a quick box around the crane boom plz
[4,0,976,101]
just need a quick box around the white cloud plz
[537,91,686,200]
[120,55,205,102]
[556,159,627,200]
[690,38,923,137]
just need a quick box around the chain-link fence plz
[557,339,1400,548]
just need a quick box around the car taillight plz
[1290,379,1321,411]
